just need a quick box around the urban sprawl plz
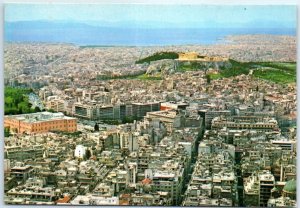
[4,35,296,206]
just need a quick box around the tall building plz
[244,170,275,207]
[259,171,276,207]
[151,170,184,205]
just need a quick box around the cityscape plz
[3,4,297,207]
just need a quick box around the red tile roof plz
[56,196,71,204]
[142,178,152,185]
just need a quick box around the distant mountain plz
[5,20,99,30]
[4,20,296,46]
[5,19,296,31]
[87,19,296,29]
[5,20,120,45]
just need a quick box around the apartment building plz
[211,116,279,132]
[132,102,160,119]
[243,170,275,207]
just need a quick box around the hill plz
[135,52,179,64]
[214,60,296,84]
[137,52,296,84]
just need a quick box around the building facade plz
[4,112,77,134]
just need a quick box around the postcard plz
[3,3,297,207]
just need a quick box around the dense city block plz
[4,35,296,206]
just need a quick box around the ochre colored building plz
[178,52,198,60]
[178,52,228,62]
[4,112,77,134]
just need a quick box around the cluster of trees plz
[5,87,41,115]
[257,62,296,73]
[205,59,296,85]
[177,61,206,72]
[135,51,179,64]
[219,60,296,84]
[122,116,139,124]
[219,59,251,78]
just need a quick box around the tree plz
[85,149,91,160]
[5,96,13,107]
[4,127,10,137]
[5,87,40,115]
[206,74,211,84]
[94,123,99,132]
[18,101,31,114]
[48,109,56,113]
[34,106,41,112]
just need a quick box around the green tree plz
[34,106,41,112]
[5,97,13,107]
[5,87,39,115]
[135,51,179,64]
[94,123,99,132]
[48,109,56,113]
[206,74,211,84]
[4,127,10,137]
[85,149,92,160]
[18,102,30,114]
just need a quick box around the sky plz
[4,4,297,28]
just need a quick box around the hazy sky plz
[5,4,297,28]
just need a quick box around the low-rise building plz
[267,196,296,207]
[4,112,77,134]
[70,195,119,205]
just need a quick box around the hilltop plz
[135,51,179,64]
[135,51,296,84]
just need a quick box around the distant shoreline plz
[4,33,297,48]
[5,24,296,47]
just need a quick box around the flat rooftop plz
[5,112,76,123]
[147,110,178,119]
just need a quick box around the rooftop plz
[283,179,296,193]
[5,112,76,123]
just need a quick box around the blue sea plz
[4,22,296,46]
